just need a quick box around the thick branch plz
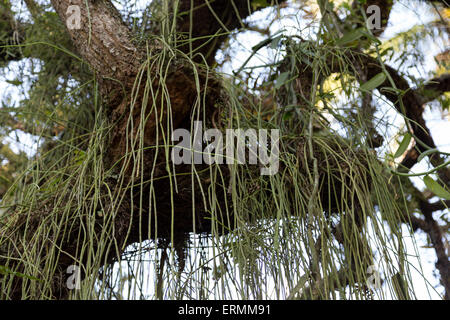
[292,45,443,171]
[50,0,144,99]
[415,200,450,299]
[352,56,449,185]
[427,199,450,212]
[417,74,450,104]
[177,0,287,65]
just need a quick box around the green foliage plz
[393,132,411,159]
[424,176,450,200]
[336,28,365,46]
[360,73,387,92]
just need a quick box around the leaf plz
[251,38,272,52]
[417,148,439,163]
[336,28,364,46]
[393,133,411,159]
[423,176,450,200]
[360,31,382,45]
[270,35,283,49]
[283,111,293,120]
[274,72,290,89]
[0,265,42,282]
[252,32,284,51]
[380,87,404,95]
[6,79,23,86]
[360,73,387,92]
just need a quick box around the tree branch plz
[413,199,450,299]
[417,73,450,104]
[50,0,144,99]
[354,57,449,185]
[177,0,287,65]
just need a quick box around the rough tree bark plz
[0,0,448,299]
